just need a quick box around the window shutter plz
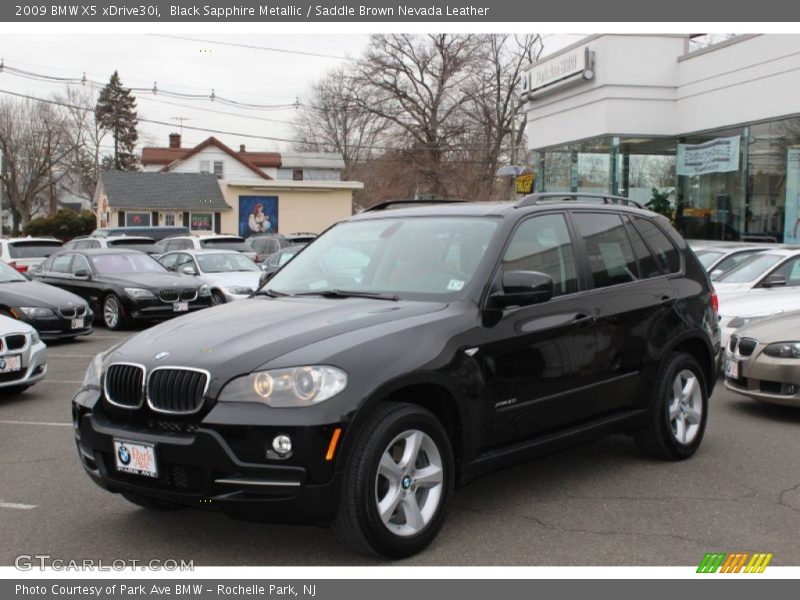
[118,211,125,226]
[183,212,190,228]
[214,213,221,234]
[151,211,159,226]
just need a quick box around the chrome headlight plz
[218,366,347,407]
[226,286,253,295]
[29,330,40,345]
[18,306,55,318]
[763,342,800,358]
[199,284,211,296]
[124,287,155,299]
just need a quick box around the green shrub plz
[25,210,96,241]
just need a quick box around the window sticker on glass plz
[447,279,465,291]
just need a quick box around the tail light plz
[8,261,27,273]
[710,289,719,316]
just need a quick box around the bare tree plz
[55,85,106,203]
[292,66,390,172]
[0,97,78,233]
[352,34,483,196]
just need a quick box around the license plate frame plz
[113,439,158,478]
[724,358,741,380]
[71,317,84,330]
[173,301,189,312]
[0,354,22,374]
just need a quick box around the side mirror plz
[182,266,196,276]
[74,269,91,279]
[761,273,787,288]
[490,271,554,308]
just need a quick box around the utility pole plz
[0,149,4,236]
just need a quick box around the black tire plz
[211,290,226,305]
[333,402,454,559]
[635,352,708,460]
[102,294,126,330]
[120,492,186,511]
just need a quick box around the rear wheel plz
[120,492,185,511]
[635,352,708,460]
[102,294,126,330]
[333,402,454,558]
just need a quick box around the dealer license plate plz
[113,439,158,478]
[0,355,22,373]
[173,302,189,312]
[71,317,84,329]
[724,359,740,380]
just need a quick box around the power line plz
[149,34,351,60]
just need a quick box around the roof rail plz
[515,192,645,210]
[363,198,469,212]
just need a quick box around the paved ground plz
[2,328,800,566]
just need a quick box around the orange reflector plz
[325,428,342,461]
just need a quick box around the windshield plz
[197,253,260,273]
[716,253,784,283]
[0,260,27,282]
[267,217,499,298]
[694,250,724,268]
[8,241,63,258]
[90,253,167,275]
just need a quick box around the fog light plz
[272,435,292,455]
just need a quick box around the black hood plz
[0,279,88,308]
[111,296,447,377]
[98,272,203,289]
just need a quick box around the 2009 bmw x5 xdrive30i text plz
[72,195,720,558]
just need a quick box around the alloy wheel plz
[668,369,703,445]
[103,296,120,329]
[374,429,444,537]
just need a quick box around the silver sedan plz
[0,314,47,393]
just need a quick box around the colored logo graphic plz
[117,445,131,466]
[697,552,773,573]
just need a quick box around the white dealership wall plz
[524,34,800,150]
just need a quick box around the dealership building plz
[522,34,800,242]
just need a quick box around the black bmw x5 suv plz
[72,195,720,558]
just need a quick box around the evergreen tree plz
[95,71,139,171]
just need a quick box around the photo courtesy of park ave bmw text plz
[2,0,800,596]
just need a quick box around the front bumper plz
[723,346,800,406]
[72,398,344,524]
[25,314,94,341]
[0,340,47,389]
[124,297,213,321]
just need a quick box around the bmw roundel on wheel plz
[72,195,720,558]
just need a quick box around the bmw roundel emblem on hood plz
[154,351,170,361]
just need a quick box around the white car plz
[717,286,800,351]
[691,243,771,279]
[712,247,800,300]
[158,249,263,304]
[0,314,47,393]
[0,237,64,273]
[63,235,160,255]
[155,234,258,262]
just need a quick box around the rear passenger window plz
[51,255,73,274]
[503,214,578,297]
[622,216,662,278]
[631,216,681,273]
[572,213,638,288]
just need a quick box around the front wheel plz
[635,352,708,460]
[333,402,454,558]
[210,290,226,305]
[102,294,126,330]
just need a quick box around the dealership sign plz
[522,47,595,99]
[676,136,741,177]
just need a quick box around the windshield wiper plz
[292,289,399,301]
[257,288,291,298]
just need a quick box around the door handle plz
[573,313,596,326]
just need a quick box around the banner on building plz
[515,173,536,194]
[676,136,740,177]
[784,149,800,244]
[239,195,279,237]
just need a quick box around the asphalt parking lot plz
[2,329,800,566]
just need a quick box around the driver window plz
[502,214,578,296]
[768,257,800,286]
[160,254,179,269]
[51,254,73,274]
[71,255,91,275]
